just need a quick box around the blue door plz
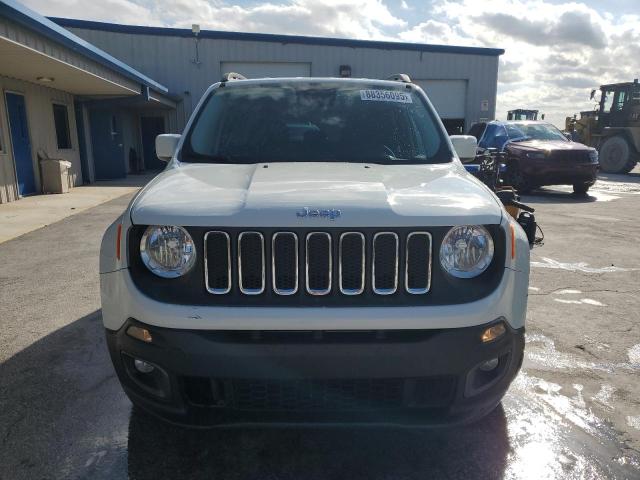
[89,109,126,179]
[5,93,35,196]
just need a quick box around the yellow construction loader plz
[566,79,640,173]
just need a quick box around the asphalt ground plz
[1,170,640,480]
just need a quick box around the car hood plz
[508,139,592,152]
[130,162,503,227]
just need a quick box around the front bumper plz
[520,161,598,186]
[107,318,524,427]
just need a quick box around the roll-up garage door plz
[220,62,311,79]
[414,80,467,134]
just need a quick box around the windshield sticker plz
[360,90,412,103]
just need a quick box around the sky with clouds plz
[24,0,640,128]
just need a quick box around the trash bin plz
[40,159,72,194]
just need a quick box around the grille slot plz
[339,232,365,295]
[306,232,332,295]
[230,378,404,411]
[372,232,399,295]
[238,232,265,295]
[272,232,299,295]
[405,232,432,294]
[204,231,231,294]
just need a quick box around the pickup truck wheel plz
[505,163,531,194]
[573,182,591,195]
[599,136,637,173]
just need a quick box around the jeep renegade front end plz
[100,76,530,426]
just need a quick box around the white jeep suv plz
[100,75,530,426]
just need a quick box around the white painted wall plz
[414,79,467,119]
[0,75,82,203]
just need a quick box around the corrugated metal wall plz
[64,27,500,133]
[0,75,81,203]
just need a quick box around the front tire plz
[599,136,637,173]
[505,162,531,194]
[573,182,591,195]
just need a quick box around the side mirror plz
[155,134,181,162]
[564,132,572,141]
[450,135,478,163]
[590,89,596,100]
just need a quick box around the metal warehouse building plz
[0,0,502,204]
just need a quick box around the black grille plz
[204,232,231,294]
[272,232,298,295]
[339,232,365,294]
[238,232,264,294]
[306,233,332,295]
[373,233,398,294]
[552,150,590,163]
[181,375,457,411]
[231,378,404,411]
[405,233,432,294]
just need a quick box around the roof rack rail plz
[386,73,412,83]
[221,72,246,82]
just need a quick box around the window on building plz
[53,103,72,149]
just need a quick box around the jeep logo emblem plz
[296,207,342,220]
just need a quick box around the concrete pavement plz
[1,172,640,479]
[0,173,156,244]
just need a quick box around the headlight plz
[589,150,599,162]
[439,225,494,278]
[140,225,196,278]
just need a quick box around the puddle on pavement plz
[628,344,640,365]
[525,332,640,374]
[503,372,640,479]
[509,332,640,478]
[531,256,639,273]
[553,297,607,306]
[549,178,640,202]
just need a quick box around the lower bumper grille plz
[183,376,456,411]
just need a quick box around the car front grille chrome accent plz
[405,232,432,294]
[272,232,299,295]
[339,232,365,295]
[372,232,399,295]
[238,231,265,295]
[306,232,332,296]
[204,231,231,294]
[202,229,436,298]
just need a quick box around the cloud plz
[30,0,406,39]
[22,0,640,128]
[479,10,607,49]
[402,0,640,126]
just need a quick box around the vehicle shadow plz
[597,171,640,183]
[127,402,510,480]
[519,187,598,204]
[0,308,510,480]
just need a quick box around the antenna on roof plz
[221,72,247,82]
[386,73,412,83]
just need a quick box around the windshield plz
[507,122,568,142]
[182,82,450,164]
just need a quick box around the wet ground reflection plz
[126,381,640,480]
[127,405,509,480]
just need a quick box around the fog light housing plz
[479,357,499,371]
[127,325,153,343]
[134,359,155,374]
[481,323,506,343]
